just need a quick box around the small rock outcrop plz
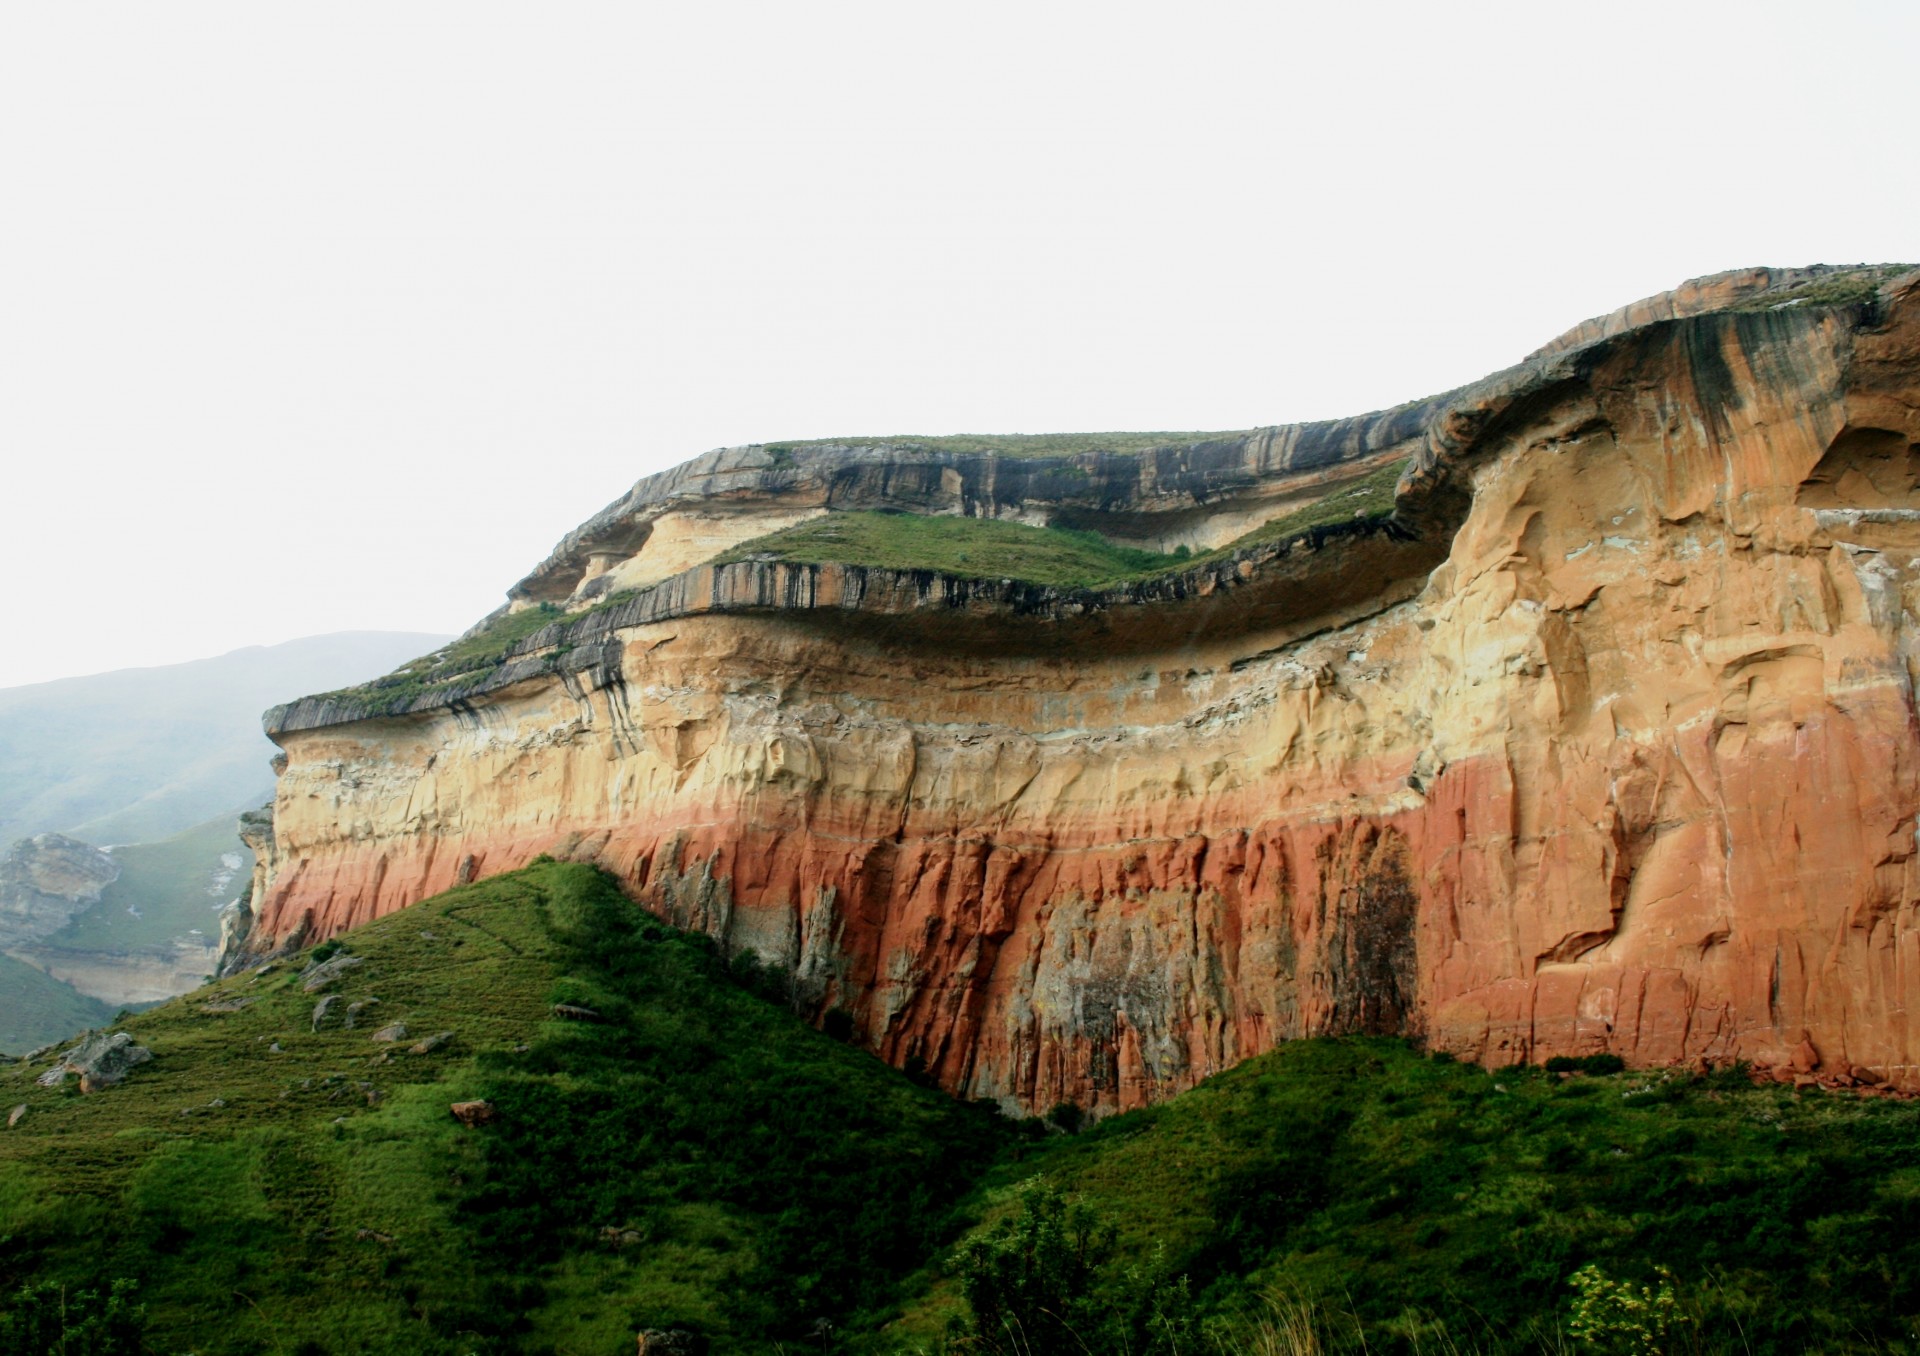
[301,954,364,993]
[636,1330,708,1356]
[310,995,341,1031]
[449,1099,496,1127]
[35,1031,152,1091]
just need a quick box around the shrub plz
[949,1179,1192,1356]
[1044,1101,1086,1135]
[308,940,342,964]
[1567,1263,1680,1354]
[0,1278,147,1356]
[1546,1053,1627,1076]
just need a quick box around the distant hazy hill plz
[0,632,447,845]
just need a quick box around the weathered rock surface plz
[36,1031,152,1091]
[449,1099,496,1127]
[300,954,363,992]
[0,834,118,949]
[239,265,1920,1112]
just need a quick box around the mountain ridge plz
[232,264,1920,1115]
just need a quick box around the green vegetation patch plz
[0,953,115,1056]
[9,891,1920,1355]
[767,430,1251,459]
[1732,263,1916,312]
[715,512,1186,589]
[892,1038,1920,1354]
[312,603,573,712]
[717,458,1407,590]
[1221,454,1406,549]
[0,862,1007,1356]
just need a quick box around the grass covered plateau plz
[714,513,1185,589]
[717,457,1407,590]
[766,431,1251,459]
[1731,264,1915,313]
[8,863,1920,1353]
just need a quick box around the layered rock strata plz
[242,265,1920,1112]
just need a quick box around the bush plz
[0,1279,147,1356]
[1546,1053,1627,1076]
[1044,1101,1085,1135]
[308,940,342,964]
[949,1179,1192,1356]
[1567,1263,1680,1353]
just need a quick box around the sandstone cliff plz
[241,263,1920,1112]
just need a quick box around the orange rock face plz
[246,267,1920,1111]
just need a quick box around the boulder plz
[369,1023,408,1044]
[7,1104,25,1128]
[344,999,379,1029]
[637,1330,709,1356]
[36,1031,153,1091]
[551,1003,604,1022]
[311,995,341,1031]
[301,954,365,993]
[407,1031,454,1055]
[449,1099,497,1127]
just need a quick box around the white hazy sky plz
[2,1,1915,689]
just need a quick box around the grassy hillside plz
[0,953,114,1056]
[889,1040,1920,1355]
[0,862,1007,1356]
[8,863,1920,1355]
[50,815,251,955]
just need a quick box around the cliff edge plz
[240,263,1920,1112]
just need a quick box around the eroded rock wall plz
[247,269,1920,1110]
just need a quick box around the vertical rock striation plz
[245,266,1920,1111]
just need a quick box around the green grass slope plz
[0,862,1008,1356]
[51,815,252,955]
[10,867,1920,1355]
[890,1040,1920,1355]
[716,513,1185,588]
[0,953,114,1056]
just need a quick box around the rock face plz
[35,1031,152,1091]
[239,266,1920,1111]
[0,834,119,949]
